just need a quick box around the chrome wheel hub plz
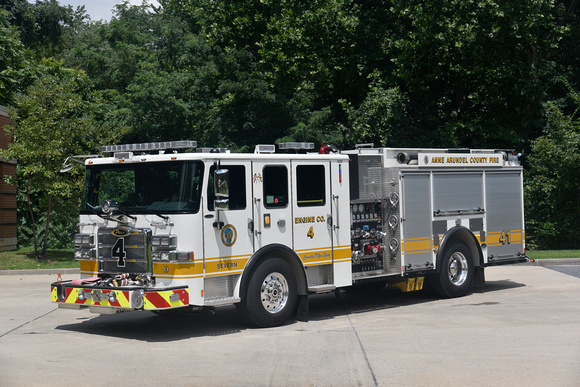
[260,272,289,314]
[448,252,468,286]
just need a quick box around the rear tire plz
[237,258,297,327]
[430,242,474,298]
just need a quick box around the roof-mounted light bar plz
[278,142,314,150]
[254,144,276,154]
[355,143,374,149]
[101,141,197,153]
[197,147,230,153]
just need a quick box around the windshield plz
[81,161,204,214]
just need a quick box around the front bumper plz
[51,280,189,313]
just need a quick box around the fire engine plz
[51,141,527,327]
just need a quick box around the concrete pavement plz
[1,264,580,386]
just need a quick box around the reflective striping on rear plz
[487,229,525,247]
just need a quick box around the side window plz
[263,166,288,208]
[296,165,326,207]
[207,165,246,210]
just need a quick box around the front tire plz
[237,258,297,327]
[430,242,474,298]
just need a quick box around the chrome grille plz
[98,227,151,273]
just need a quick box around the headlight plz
[152,251,194,262]
[152,235,177,248]
[74,234,94,247]
[74,248,96,260]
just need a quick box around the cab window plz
[296,165,326,207]
[263,166,288,208]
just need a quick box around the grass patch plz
[526,250,580,259]
[0,247,78,270]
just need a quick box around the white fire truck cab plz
[52,141,527,327]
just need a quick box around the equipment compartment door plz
[401,173,434,271]
[203,161,254,278]
[485,171,525,261]
[252,161,293,250]
[291,161,333,267]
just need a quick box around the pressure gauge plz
[358,204,364,213]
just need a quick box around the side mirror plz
[59,164,74,173]
[214,169,229,197]
[58,154,102,173]
[214,198,229,211]
[214,169,229,211]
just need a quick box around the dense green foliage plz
[525,80,580,249]
[0,9,27,105]
[1,0,579,250]
[1,59,125,257]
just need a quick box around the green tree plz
[122,67,197,142]
[341,75,409,147]
[524,81,580,249]
[62,1,159,92]
[161,0,371,148]
[1,59,125,257]
[1,0,88,59]
[383,0,563,149]
[0,9,28,105]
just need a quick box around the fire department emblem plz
[221,224,237,247]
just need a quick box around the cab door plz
[251,161,293,249]
[291,161,333,266]
[203,161,254,278]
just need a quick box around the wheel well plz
[238,244,307,300]
[437,226,483,272]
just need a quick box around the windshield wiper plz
[114,209,137,222]
[150,211,169,221]
[86,206,106,220]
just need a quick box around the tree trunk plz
[41,193,52,259]
[26,178,39,259]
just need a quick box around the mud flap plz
[472,267,486,289]
[294,294,309,322]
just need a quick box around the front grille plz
[98,227,151,273]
